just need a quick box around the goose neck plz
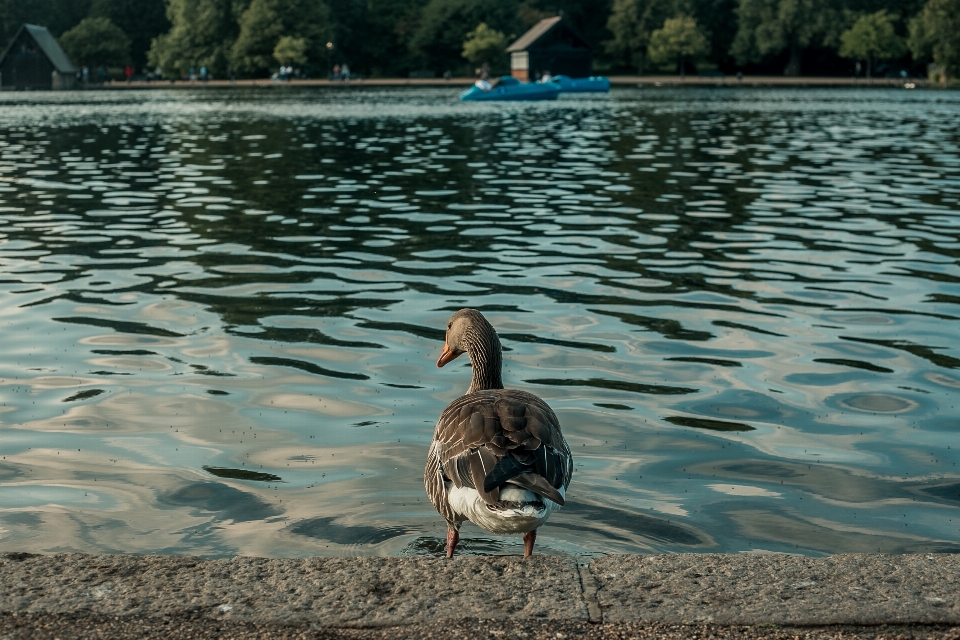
[465,327,503,393]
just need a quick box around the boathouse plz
[0,24,77,90]
[506,17,592,81]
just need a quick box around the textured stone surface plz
[1,613,959,640]
[0,553,586,625]
[591,553,960,625]
[3,552,959,629]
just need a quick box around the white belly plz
[446,484,563,534]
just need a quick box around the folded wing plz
[427,389,573,515]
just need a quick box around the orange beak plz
[436,343,463,368]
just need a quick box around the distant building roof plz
[507,17,562,53]
[507,17,590,53]
[0,23,77,74]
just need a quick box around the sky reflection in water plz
[0,87,958,558]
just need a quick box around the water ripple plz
[0,87,958,558]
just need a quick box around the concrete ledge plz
[1,552,958,634]
[592,554,960,625]
[625,75,928,87]
[60,75,935,90]
[0,554,585,626]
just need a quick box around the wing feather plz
[425,389,573,521]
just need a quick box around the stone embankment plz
[1,552,958,639]
[88,75,927,89]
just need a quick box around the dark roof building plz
[0,24,77,90]
[506,17,592,81]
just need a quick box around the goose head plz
[436,309,503,392]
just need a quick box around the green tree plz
[841,0,924,20]
[59,16,130,68]
[908,0,960,81]
[409,0,519,74]
[147,0,247,77]
[89,0,169,70]
[462,22,507,65]
[605,0,675,75]
[231,0,329,76]
[689,0,739,71]
[231,0,282,72]
[838,10,904,77]
[731,0,833,76]
[0,0,91,43]
[274,35,307,66]
[358,0,429,76]
[320,0,431,78]
[648,14,709,76]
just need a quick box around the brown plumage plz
[424,309,573,558]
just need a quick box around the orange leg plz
[523,529,537,557]
[446,528,460,558]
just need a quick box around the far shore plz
[23,74,937,91]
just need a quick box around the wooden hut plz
[506,17,592,81]
[0,24,77,90]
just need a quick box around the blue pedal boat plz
[460,76,560,101]
[550,75,611,93]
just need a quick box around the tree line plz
[1,0,958,80]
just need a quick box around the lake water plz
[1,86,959,558]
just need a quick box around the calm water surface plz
[1,87,959,558]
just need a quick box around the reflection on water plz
[0,87,958,558]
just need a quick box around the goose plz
[424,309,573,558]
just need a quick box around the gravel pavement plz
[1,552,958,639]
